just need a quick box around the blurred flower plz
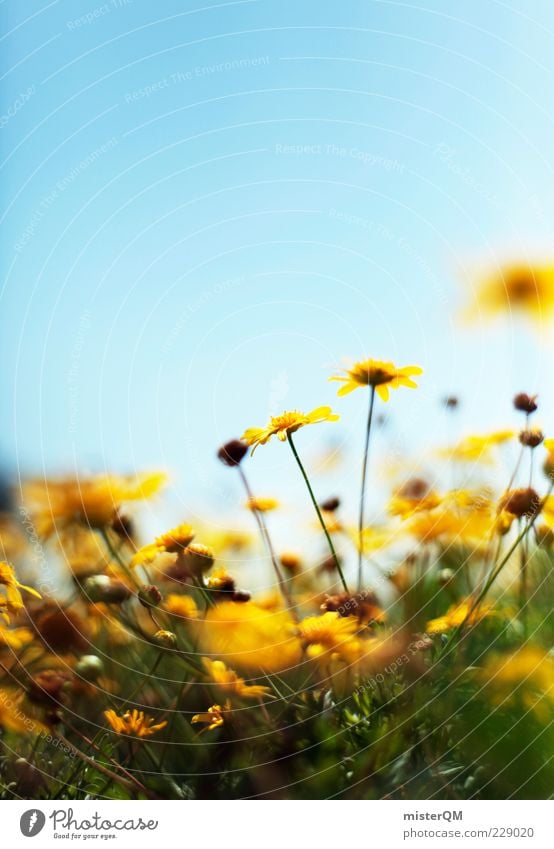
[0,688,46,735]
[164,593,199,619]
[519,429,544,448]
[0,625,34,650]
[389,478,441,518]
[330,358,422,401]
[426,600,493,633]
[440,431,514,463]
[477,646,554,720]
[245,496,279,513]
[298,611,359,660]
[202,658,273,699]
[514,393,538,414]
[201,600,301,673]
[243,407,339,454]
[192,701,230,732]
[104,708,167,738]
[543,438,554,481]
[130,543,164,569]
[0,561,41,622]
[467,263,554,321]
[217,439,248,467]
[500,487,541,519]
[24,472,167,537]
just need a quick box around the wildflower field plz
[2,270,554,801]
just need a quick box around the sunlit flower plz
[440,431,514,463]
[201,600,301,673]
[202,658,273,699]
[388,478,442,518]
[330,359,422,401]
[164,593,199,620]
[298,611,359,660]
[24,472,167,537]
[191,701,230,732]
[130,543,164,569]
[348,525,396,554]
[155,523,195,553]
[0,561,41,622]
[0,625,35,650]
[104,708,167,738]
[543,438,554,480]
[242,407,339,454]
[0,688,47,735]
[245,496,280,513]
[477,646,554,720]
[467,262,554,321]
[426,600,493,634]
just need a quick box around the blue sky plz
[2,0,554,537]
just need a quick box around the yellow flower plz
[348,525,396,554]
[388,479,442,518]
[0,561,41,622]
[426,600,493,634]
[0,625,34,650]
[0,688,47,735]
[164,593,199,620]
[191,701,230,732]
[477,646,554,720]
[244,496,279,513]
[242,407,339,454]
[201,600,301,673]
[24,472,167,536]
[298,611,359,660]
[155,523,195,553]
[202,658,273,699]
[440,431,514,463]
[130,543,164,569]
[104,708,167,738]
[330,359,422,401]
[467,263,554,321]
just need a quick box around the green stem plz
[238,466,294,612]
[288,433,348,592]
[357,386,376,590]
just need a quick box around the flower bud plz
[138,585,163,608]
[153,629,177,649]
[217,439,248,467]
[75,654,104,681]
[319,496,340,512]
[182,543,215,577]
[519,428,544,448]
[514,393,538,414]
[501,487,541,519]
[83,575,132,604]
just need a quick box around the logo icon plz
[20,810,46,837]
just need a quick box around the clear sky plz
[2,0,554,539]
